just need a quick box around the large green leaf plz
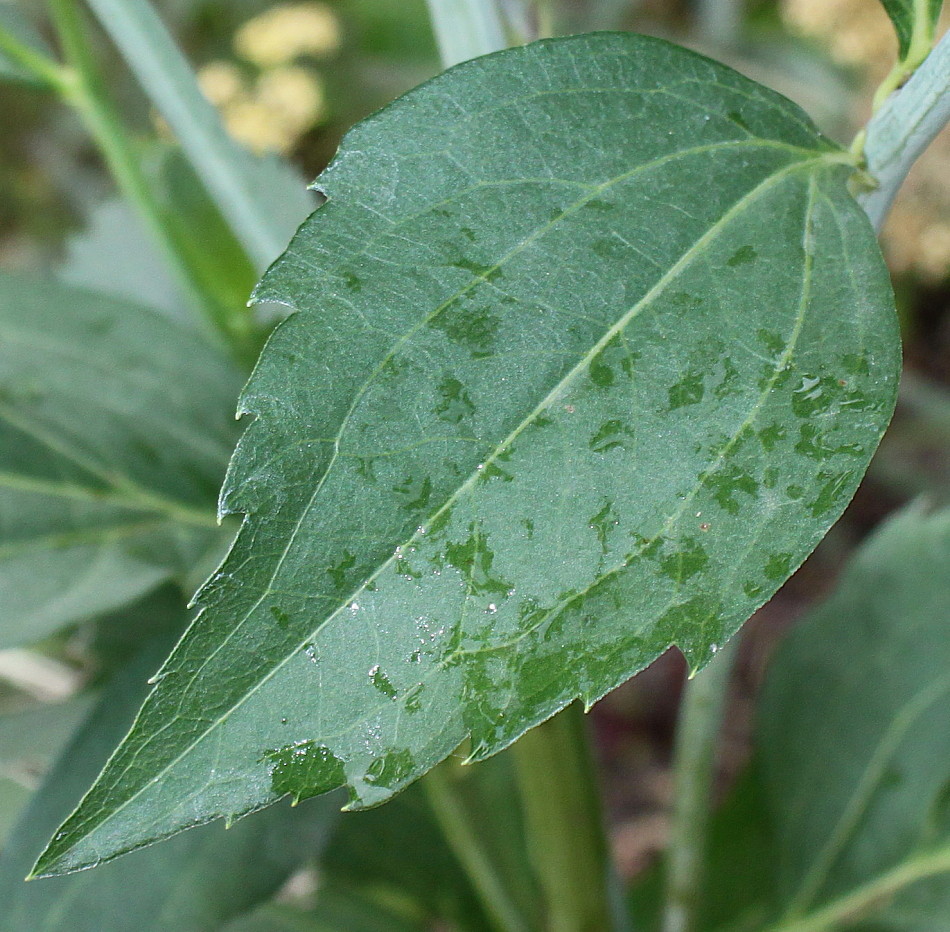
[879,0,944,59]
[34,33,899,874]
[0,630,338,931]
[0,274,240,648]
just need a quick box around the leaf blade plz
[34,33,900,875]
[0,274,241,647]
[759,503,950,922]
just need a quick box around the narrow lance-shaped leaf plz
[879,0,944,59]
[0,274,241,648]
[34,33,900,875]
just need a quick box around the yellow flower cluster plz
[196,2,341,156]
[234,2,341,68]
[783,0,950,280]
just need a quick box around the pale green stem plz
[511,703,617,932]
[858,28,950,232]
[424,760,532,932]
[46,0,229,350]
[0,22,67,90]
[759,845,950,932]
[81,0,288,273]
[661,640,739,932]
[425,0,508,67]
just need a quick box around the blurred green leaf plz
[879,0,943,59]
[225,893,426,932]
[321,754,540,931]
[666,503,950,932]
[57,198,186,321]
[0,274,240,648]
[0,695,95,776]
[83,585,196,678]
[0,629,339,930]
[758,502,950,930]
[150,147,259,318]
[33,32,901,875]
[0,778,31,847]
[0,695,93,846]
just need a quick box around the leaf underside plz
[34,33,900,876]
[879,0,943,57]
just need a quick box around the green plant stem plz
[511,703,616,932]
[425,0,508,67]
[661,640,739,932]
[424,761,532,932]
[871,0,938,113]
[45,0,236,353]
[759,845,950,932]
[81,0,290,274]
[858,28,950,231]
[0,22,67,90]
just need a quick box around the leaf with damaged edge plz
[0,274,241,648]
[34,33,900,876]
